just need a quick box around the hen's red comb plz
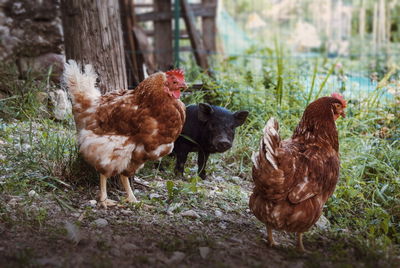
[166,69,185,80]
[331,92,347,108]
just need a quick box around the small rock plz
[23,144,31,150]
[28,190,39,198]
[180,210,200,219]
[166,251,185,264]
[87,200,97,207]
[229,237,243,244]
[71,212,80,218]
[110,248,121,257]
[218,222,227,229]
[213,176,224,182]
[36,257,60,267]
[149,193,161,199]
[199,247,210,259]
[214,209,223,218]
[121,243,138,251]
[121,209,132,215]
[167,202,181,214]
[315,215,330,231]
[93,218,108,228]
[8,198,18,206]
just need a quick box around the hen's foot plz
[99,198,118,209]
[125,195,138,203]
[266,226,277,247]
[296,233,309,253]
[267,239,278,247]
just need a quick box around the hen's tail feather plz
[63,60,100,108]
[262,117,280,170]
[252,118,280,171]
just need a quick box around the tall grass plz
[194,45,400,251]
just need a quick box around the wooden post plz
[201,0,217,54]
[60,0,127,94]
[181,0,209,70]
[154,0,173,71]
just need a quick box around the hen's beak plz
[340,111,346,118]
[180,82,188,91]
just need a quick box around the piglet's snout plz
[215,139,232,152]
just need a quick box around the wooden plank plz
[133,25,156,74]
[136,3,216,22]
[133,4,153,8]
[154,0,173,71]
[180,0,209,70]
[143,29,190,39]
[202,0,217,53]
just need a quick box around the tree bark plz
[60,0,127,94]
[154,0,173,71]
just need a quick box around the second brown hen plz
[250,93,347,251]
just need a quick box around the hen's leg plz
[99,174,118,209]
[296,233,306,252]
[120,175,138,203]
[266,226,277,247]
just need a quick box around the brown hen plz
[63,60,186,208]
[250,93,347,251]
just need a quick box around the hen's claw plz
[125,195,138,203]
[99,199,118,209]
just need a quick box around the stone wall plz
[0,0,63,60]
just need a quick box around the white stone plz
[181,210,200,219]
[149,193,161,199]
[7,198,18,206]
[93,218,108,228]
[199,247,210,259]
[166,251,185,264]
[28,190,39,198]
[87,200,97,207]
[121,243,138,251]
[315,215,331,231]
[214,209,223,218]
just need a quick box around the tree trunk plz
[154,0,173,71]
[60,0,127,94]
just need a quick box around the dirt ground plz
[0,173,396,268]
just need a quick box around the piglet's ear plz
[198,103,214,122]
[233,110,249,127]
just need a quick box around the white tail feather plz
[262,117,280,170]
[63,59,100,105]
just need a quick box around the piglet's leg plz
[197,152,209,179]
[120,175,138,203]
[174,151,189,176]
[99,174,118,209]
